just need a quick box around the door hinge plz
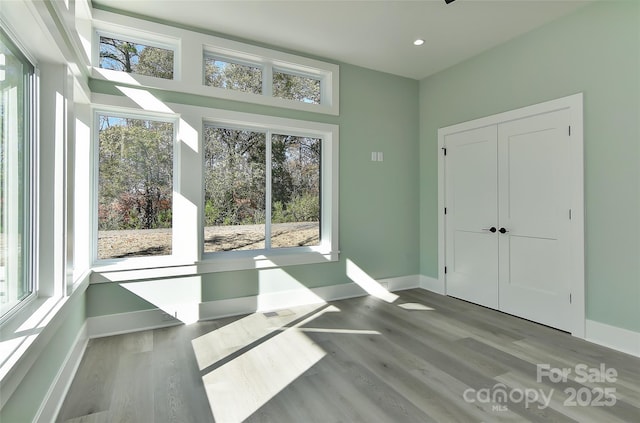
[444,266,448,274]
[569,293,572,304]
[569,209,572,220]
[444,207,447,215]
[442,147,447,156]
[569,126,571,136]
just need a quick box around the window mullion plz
[263,64,273,98]
[265,130,272,250]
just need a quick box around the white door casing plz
[437,93,585,337]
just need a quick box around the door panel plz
[498,110,571,331]
[445,126,498,308]
[509,236,563,294]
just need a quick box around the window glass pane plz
[271,134,320,248]
[204,57,262,95]
[204,126,266,252]
[99,36,174,79]
[97,115,173,259]
[0,30,32,316]
[273,71,320,104]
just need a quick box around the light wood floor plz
[57,289,640,422]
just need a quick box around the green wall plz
[0,293,86,422]
[419,0,640,332]
[87,62,420,317]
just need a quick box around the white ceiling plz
[92,0,592,80]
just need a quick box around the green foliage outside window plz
[99,36,174,79]
[98,116,173,232]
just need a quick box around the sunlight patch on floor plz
[191,303,333,371]
[193,304,339,422]
[202,326,326,422]
[398,302,434,311]
[295,327,381,335]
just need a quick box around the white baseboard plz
[198,295,262,321]
[419,275,444,294]
[586,319,640,358]
[87,308,182,339]
[378,274,421,292]
[88,275,422,338]
[35,322,88,423]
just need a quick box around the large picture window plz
[203,126,321,253]
[90,99,338,277]
[0,28,34,318]
[96,113,174,261]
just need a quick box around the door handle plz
[499,227,509,234]
[482,227,497,233]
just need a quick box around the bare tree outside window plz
[203,126,320,253]
[203,127,266,252]
[204,57,263,94]
[271,134,320,248]
[99,36,174,79]
[97,115,174,259]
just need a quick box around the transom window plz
[92,10,339,114]
[273,70,320,104]
[98,35,175,80]
[204,56,262,95]
[0,28,35,318]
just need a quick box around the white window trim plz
[0,17,39,324]
[90,106,182,271]
[90,93,339,282]
[91,9,339,116]
[200,110,339,270]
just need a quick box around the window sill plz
[90,250,339,283]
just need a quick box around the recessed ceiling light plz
[413,39,425,46]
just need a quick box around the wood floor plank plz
[62,410,111,423]
[247,356,377,423]
[109,351,154,423]
[496,370,631,423]
[300,302,522,420]
[56,337,121,422]
[58,289,640,423]
[152,325,214,423]
[315,338,436,423]
[312,327,521,422]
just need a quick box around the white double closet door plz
[444,107,577,332]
